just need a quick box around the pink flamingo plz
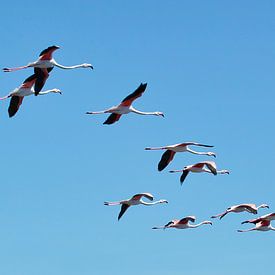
[145,142,216,171]
[104,193,168,220]
[0,74,61,117]
[211,203,269,219]
[238,219,275,233]
[86,83,164,125]
[169,161,229,184]
[152,216,212,230]
[3,46,93,94]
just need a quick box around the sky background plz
[0,1,274,274]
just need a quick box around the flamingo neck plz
[130,107,159,116]
[186,148,213,156]
[38,89,58,95]
[140,200,163,206]
[52,59,90,69]
[188,221,211,228]
[216,169,229,174]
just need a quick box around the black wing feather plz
[158,150,175,171]
[118,204,130,220]
[103,113,121,125]
[180,170,189,184]
[34,67,53,95]
[121,83,147,103]
[8,96,23,117]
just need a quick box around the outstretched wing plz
[120,83,147,106]
[204,161,217,175]
[20,73,37,89]
[118,204,130,220]
[39,45,60,60]
[34,67,53,95]
[8,96,24,117]
[132,193,154,201]
[103,113,122,125]
[158,150,176,171]
[180,170,189,184]
[179,216,196,224]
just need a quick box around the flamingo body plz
[86,83,164,125]
[211,203,269,219]
[152,216,212,230]
[104,192,168,220]
[0,74,61,117]
[145,142,216,171]
[169,161,229,184]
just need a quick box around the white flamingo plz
[152,216,212,230]
[0,74,61,117]
[3,46,93,94]
[104,193,168,220]
[86,83,164,125]
[211,203,269,219]
[145,142,216,171]
[169,161,229,184]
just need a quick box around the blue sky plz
[0,1,274,274]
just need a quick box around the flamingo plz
[152,216,212,230]
[211,203,269,219]
[3,45,93,94]
[241,213,275,224]
[238,219,275,233]
[104,192,168,220]
[86,83,164,125]
[145,142,216,171]
[169,161,229,184]
[0,74,61,117]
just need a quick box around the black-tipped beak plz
[90,65,94,70]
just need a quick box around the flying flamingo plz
[3,45,93,94]
[211,203,269,219]
[238,219,275,233]
[0,74,61,117]
[169,161,229,184]
[86,83,164,125]
[152,216,212,230]
[145,142,216,171]
[104,192,168,220]
[241,213,275,225]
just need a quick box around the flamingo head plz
[159,199,168,204]
[52,88,62,95]
[207,152,216,158]
[82,63,94,69]
[259,204,269,209]
[155,112,164,117]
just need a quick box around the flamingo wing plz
[164,220,175,227]
[132,193,154,201]
[20,73,37,89]
[8,96,24,117]
[120,83,147,107]
[103,113,122,125]
[158,150,176,171]
[118,204,130,220]
[180,170,189,184]
[179,216,196,224]
[34,67,53,95]
[204,161,217,175]
[39,45,60,60]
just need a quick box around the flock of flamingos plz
[1,46,274,232]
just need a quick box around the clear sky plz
[0,1,274,274]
